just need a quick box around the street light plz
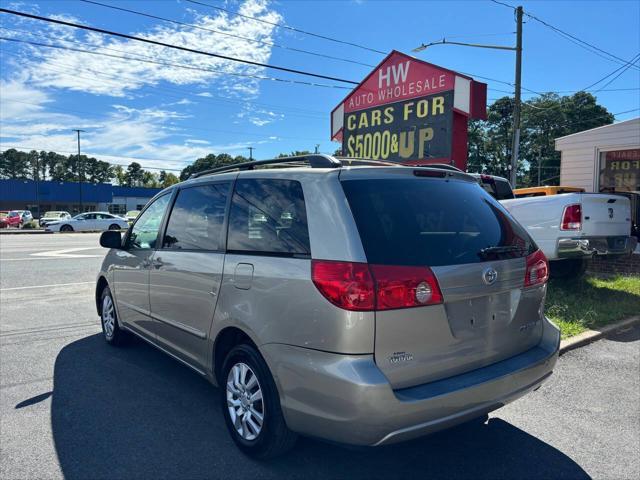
[413,5,523,188]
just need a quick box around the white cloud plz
[0,78,52,118]
[0,81,279,171]
[196,92,213,97]
[6,0,282,98]
[236,103,285,126]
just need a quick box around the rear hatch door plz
[341,169,545,389]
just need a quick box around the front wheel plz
[108,224,121,231]
[221,344,297,459]
[100,286,126,346]
[60,224,73,232]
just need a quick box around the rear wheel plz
[108,224,121,231]
[60,224,73,232]
[221,344,297,459]
[550,259,586,278]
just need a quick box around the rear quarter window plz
[342,178,534,267]
[227,179,310,256]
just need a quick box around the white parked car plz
[45,212,129,233]
[501,193,637,276]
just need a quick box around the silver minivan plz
[96,155,560,459]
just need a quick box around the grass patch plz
[545,275,640,339]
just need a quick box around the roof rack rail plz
[189,154,341,179]
[413,163,463,172]
[334,157,401,167]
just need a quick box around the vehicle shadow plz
[51,335,589,480]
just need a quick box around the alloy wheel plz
[102,295,115,339]
[226,362,264,441]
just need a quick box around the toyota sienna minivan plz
[96,155,560,459]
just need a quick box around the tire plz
[550,259,586,278]
[60,224,74,232]
[100,286,126,346]
[221,344,297,459]
[108,224,121,231]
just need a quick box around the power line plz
[0,27,328,116]
[184,0,386,55]
[0,7,360,85]
[589,53,640,92]
[0,7,552,100]
[0,36,351,90]
[79,0,374,68]
[0,53,326,123]
[489,0,516,10]
[523,11,640,71]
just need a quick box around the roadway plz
[0,233,638,479]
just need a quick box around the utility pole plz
[314,144,320,154]
[247,146,254,161]
[413,4,524,187]
[73,129,85,213]
[537,150,542,186]
[510,5,524,188]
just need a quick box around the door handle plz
[152,258,164,269]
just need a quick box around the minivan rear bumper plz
[557,235,637,258]
[261,317,560,447]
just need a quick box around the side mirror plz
[100,230,123,249]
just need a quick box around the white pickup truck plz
[501,193,637,276]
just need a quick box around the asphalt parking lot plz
[1,233,638,479]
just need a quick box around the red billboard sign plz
[343,57,455,113]
[332,51,487,170]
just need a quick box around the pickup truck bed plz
[501,193,636,261]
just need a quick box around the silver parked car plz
[96,155,560,459]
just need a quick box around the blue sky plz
[1,0,639,174]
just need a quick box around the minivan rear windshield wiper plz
[477,245,525,259]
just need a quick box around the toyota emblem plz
[482,267,498,285]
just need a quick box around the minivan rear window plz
[341,178,534,267]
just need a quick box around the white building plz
[555,117,639,193]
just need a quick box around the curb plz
[0,230,52,235]
[559,316,640,355]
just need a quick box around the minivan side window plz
[228,179,310,256]
[163,183,230,251]
[127,194,171,250]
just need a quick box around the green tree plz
[112,165,127,186]
[467,91,614,186]
[142,170,159,188]
[179,153,245,180]
[46,152,69,181]
[80,156,113,183]
[0,149,31,179]
[161,172,179,188]
[277,150,312,158]
[125,162,144,186]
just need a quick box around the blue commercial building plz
[0,179,162,216]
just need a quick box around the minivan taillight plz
[524,249,549,287]
[561,204,581,230]
[311,260,443,311]
[311,260,375,311]
[370,264,442,309]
